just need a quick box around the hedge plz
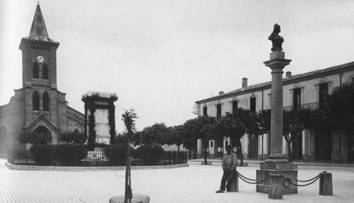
[134,145,164,165]
[55,144,87,165]
[30,145,56,165]
[104,144,133,165]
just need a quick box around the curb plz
[5,161,189,171]
[189,159,354,168]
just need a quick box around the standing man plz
[216,145,238,193]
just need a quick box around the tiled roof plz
[195,61,354,104]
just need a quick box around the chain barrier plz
[237,171,270,184]
[281,175,321,187]
[296,171,326,183]
[236,170,326,187]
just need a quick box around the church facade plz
[0,5,84,157]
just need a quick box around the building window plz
[203,106,207,116]
[250,97,256,113]
[43,92,49,111]
[210,141,214,148]
[232,100,238,115]
[319,83,328,109]
[33,63,39,78]
[225,140,229,147]
[32,91,40,111]
[293,88,301,111]
[216,104,222,119]
[42,65,48,79]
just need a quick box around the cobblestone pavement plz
[1,159,354,202]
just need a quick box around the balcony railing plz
[283,102,319,111]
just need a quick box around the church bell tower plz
[19,4,61,127]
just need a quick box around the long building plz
[195,62,354,162]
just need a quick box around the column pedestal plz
[256,155,298,194]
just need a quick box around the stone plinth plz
[109,194,150,203]
[256,158,298,194]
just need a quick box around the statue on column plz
[268,24,284,52]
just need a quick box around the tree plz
[258,108,313,162]
[163,126,183,152]
[282,109,310,162]
[60,130,86,144]
[114,132,140,146]
[182,116,215,164]
[217,113,246,165]
[18,131,51,145]
[257,109,271,134]
[17,132,31,144]
[326,83,354,137]
[140,123,170,146]
[198,116,217,165]
[180,119,198,158]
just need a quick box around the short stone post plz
[269,173,283,199]
[319,172,333,196]
[229,170,239,192]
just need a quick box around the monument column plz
[264,52,290,157]
[256,24,297,195]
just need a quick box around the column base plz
[256,155,298,194]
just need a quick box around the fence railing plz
[160,151,188,165]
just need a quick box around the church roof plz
[28,4,52,41]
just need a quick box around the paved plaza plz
[1,159,354,203]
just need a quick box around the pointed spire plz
[29,4,52,41]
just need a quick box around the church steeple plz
[29,3,51,41]
[20,3,59,89]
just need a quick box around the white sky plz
[1,0,354,131]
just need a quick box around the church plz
[0,4,85,157]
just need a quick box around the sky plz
[1,0,354,131]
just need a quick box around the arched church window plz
[43,92,49,111]
[33,63,39,78]
[42,65,48,79]
[32,91,40,111]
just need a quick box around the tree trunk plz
[203,138,208,165]
[177,144,180,163]
[239,144,244,166]
[124,131,132,203]
[287,141,292,162]
[285,134,293,162]
[235,139,244,166]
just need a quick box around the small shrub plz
[60,132,86,144]
[7,148,31,163]
[55,144,87,165]
[105,144,133,165]
[134,145,164,165]
[30,145,56,165]
[30,133,52,144]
